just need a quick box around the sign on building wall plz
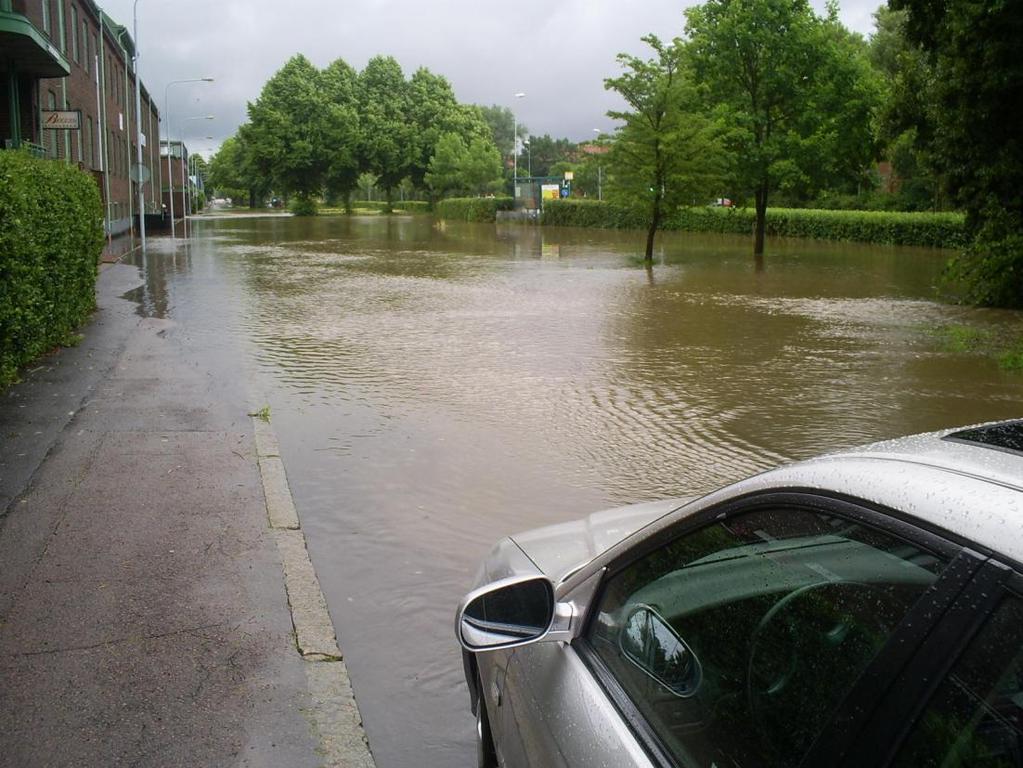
[42,111,82,130]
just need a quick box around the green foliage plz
[889,0,1023,307]
[321,58,361,210]
[541,199,966,248]
[289,195,318,216]
[342,200,429,214]
[435,197,513,223]
[426,132,503,197]
[477,104,525,158]
[248,405,271,422]
[604,34,724,258]
[522,134,577,179]
[207,133,269,207]
[943,207,1023,308]
[245,54,331,199]
[931,324,1023,374]
[685,0,881,255]
[0,152,103,387]
[357,56,417,202]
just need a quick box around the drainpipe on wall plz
[122,43,133,251]
[56,0,69,161]
[97,11,111,246]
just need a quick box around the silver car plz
[456,420,1023,768]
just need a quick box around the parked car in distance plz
[457,420,1023,768]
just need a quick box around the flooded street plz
[132,214,1020,767]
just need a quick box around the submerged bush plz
[289,195,318,216]
[0,151,103,387]
[435,197,513,223]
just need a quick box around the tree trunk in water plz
[384,188,393,214]
[645,193,662,262]
[344,190,353,215]
[754,184,768,256]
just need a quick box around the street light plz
[512,92,525,200]
[180,115,213,237]
[132,0,145,254]
[164,77,213,240]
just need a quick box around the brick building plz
[1,0,161,240]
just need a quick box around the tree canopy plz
[210,53,502,212]
[604,35,722,260]
[685,0,879,255]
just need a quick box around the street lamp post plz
[512,92,525,201]
[164,77,213,240]
[179,115,213,238]
[132,0,145,254]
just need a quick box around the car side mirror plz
[619,605,702,698]
[457,576,556,652]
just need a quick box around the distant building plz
[159,138,188,214]
[0,0,162,241]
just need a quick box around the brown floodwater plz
[131,214,1021,767]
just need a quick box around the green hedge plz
[351,200,431,213]
[435,197,514,223]
[0,151,104,386]
[541,199,968,249]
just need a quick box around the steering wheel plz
[745,580,890,759]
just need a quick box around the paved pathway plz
[0,262,372,767]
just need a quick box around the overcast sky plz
[99,0,884,158]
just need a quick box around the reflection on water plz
[131,215,1021,767]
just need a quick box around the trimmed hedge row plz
[435,197,514,223]
[0,151,104,386]
[541,199,968,249]
[352,200,431,213]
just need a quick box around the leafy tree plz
[426,132,503,197]
[357,56,416,211]
[245,54,330,205]
[207,133,269,207]
[357,172,378,201]
[685,0,877,256]
[477,104,526,159]
[406,69,492,190]
[870,6,942,211]
[521,134,576,178]
[424,133,465,198]
[604,35,722,260]
[321,58,361,213]
[888,0,1023,307]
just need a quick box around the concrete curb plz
[252,415,375,766]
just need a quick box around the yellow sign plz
[541,184,560,201]
[564,171,574,180]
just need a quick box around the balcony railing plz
[3,140,47,158]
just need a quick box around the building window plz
[85,116,93,168]
[58,0,66,52]
[41,0,50,34]
[70,5,78,61]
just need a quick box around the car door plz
[850,567,1023,767]
[524,490,971,768]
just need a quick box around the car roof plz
[719,419,1023,564]
[838,419,1023,492]
[558,421,1023,597]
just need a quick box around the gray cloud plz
[101,0,882,157]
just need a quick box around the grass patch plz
[933,324,1023,373]
[249,405,271,422]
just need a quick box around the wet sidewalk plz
[0,262,372,767]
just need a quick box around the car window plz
[892,592,1023,768]
[586,505,948,768]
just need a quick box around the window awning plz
[0,10,71,78]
